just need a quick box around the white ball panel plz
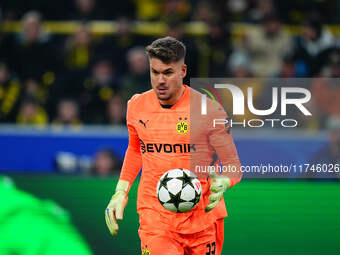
[163,203,177,213]
[167,169,184,178]
[178,202,194,213]
[166,178,183,195]
[180,185,196,201]
[158,186,171,203]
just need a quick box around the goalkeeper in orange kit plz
[105,37,242,255]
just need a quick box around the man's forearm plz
[119,146,142,192]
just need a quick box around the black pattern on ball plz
[157,169,202,213]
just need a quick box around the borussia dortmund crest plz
[176,117,189,134]
[142,248,151,255]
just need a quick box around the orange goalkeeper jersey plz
[120,85,241,234]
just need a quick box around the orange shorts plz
[138,211,224,255]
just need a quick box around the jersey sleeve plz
[119,95,143,192]
[207,104,242,188]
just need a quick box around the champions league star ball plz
[156,168,202,213]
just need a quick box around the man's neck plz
[160,104,173,109]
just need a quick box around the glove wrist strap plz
[115,180,129,193]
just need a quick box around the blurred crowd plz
[55,148,122,176]
[0,0,339,130]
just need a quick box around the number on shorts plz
[206,242,216,255]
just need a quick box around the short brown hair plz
[145,36,186,63]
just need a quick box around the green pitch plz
[10,175,340,255]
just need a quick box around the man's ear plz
[181,64,187,78]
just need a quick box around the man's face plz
[149,57,187,105]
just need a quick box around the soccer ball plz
[156,168,202,213]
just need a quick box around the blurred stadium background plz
[0,0,339,254]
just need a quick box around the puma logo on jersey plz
[139,119,149,128]
[140,140,196,154]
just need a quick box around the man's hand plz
[205,175,230,212]
[105,180,129,236]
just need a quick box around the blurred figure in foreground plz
[0,176,93,255]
